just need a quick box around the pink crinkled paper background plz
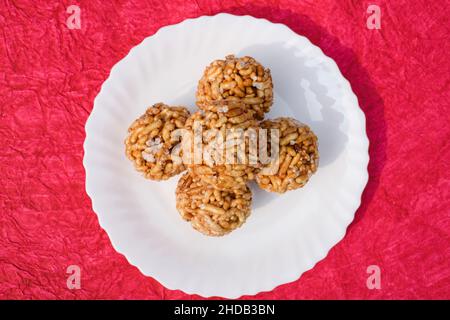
[0,0,449,299]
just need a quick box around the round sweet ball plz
[183,107,260,190]
[125,103,190,180]
[256,117,319,193]
[196,54,273,120]
[176,172,252,236]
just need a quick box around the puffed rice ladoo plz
[196,54,273,120]
[125,103,190,180]
[255,117,319,193]
[176,172,252,236]
[183,106,260,190]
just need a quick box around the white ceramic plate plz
[84,13,369,298]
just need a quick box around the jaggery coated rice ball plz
[125,103,190,180]
[183,107,260,190]
[196,54,273,120]
[256,117,319,193]
[176,172,252,236]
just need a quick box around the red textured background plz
[1,0,449,299]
